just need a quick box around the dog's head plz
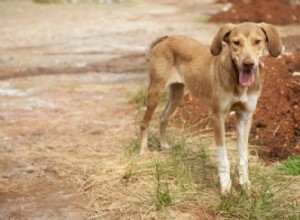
[210,22,282,87]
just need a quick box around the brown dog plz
[140,22,282,196]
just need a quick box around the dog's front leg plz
[212,113,231,196]
[236,112,252,191]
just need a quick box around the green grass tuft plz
[276,156,300,176]
[215,164,300,220]
[194,17,209,23]
[128,86,148,112]
[124,103,300,218]
[128,86,168,112]
[154,159,172,210]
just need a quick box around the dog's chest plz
[236,87,249,103]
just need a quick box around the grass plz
[124,87,300,219]
[69,87,300,219]
[153,158,172,210]
[68,118,300,219]
[276,156,300,176]
[122,124,299,219]
[127,85,168,112]
[128,86,148,112]
[194,17,210,23]
[216,164,300,219]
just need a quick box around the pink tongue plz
[239,69,255,87]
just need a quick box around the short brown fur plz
[140,22,282,196]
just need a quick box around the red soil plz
[175,54,300,160]
[210,0,300,25]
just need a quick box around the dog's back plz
[146,35,215,105]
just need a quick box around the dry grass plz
[2,92,298,219]
[60,97,299,219]
[68,122,299,219]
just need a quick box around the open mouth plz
[239,69,255,87]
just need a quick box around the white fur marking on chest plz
[239,87,248,103]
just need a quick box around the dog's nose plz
[242,58,254,69]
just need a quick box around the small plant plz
[128,86,148,111]
[154,159,172,210]
[215,164,300,220]
[276,156,300,176]
[123,161,134,179]
[128,86,168,112]
[194,17,209,23]
[126,136,140,156]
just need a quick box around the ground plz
[210,0,300,25]
[0,0,299,219]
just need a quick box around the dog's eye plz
[255,39,261,45]
[233,41,240,46]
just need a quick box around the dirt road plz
[0,0,221,219]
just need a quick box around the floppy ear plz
[258,23,282,57]
[210,23,235,56]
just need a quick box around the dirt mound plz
[175,54,300,160]
[210,0,300,25]
[253,54,300,159]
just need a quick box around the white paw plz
[220,179,232,197]
[240,180,251,195]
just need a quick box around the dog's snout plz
[242,58,255,69]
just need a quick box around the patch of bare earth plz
[0,0,220,219]
[0,72,140,219]
[210,0,300,25]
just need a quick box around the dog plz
[139,22,282,196]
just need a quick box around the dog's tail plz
[145,36,168,62]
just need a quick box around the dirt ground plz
[0,0,300,219]
[210,0,300,25]
[0,0,221,219]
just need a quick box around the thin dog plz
[139,22,282,196]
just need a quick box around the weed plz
[123,106,299,218]
[276,156,300,176]
[128,86,148,111]
[170,140,193,190]
[215,164,300,220]
[128,86,168,112]
[153,158,172,210]
[125,136,140,156]
[194,17,209,23]
[123,162,136,183]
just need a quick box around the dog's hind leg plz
[160,83,184,150]
[140,81,165,155]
